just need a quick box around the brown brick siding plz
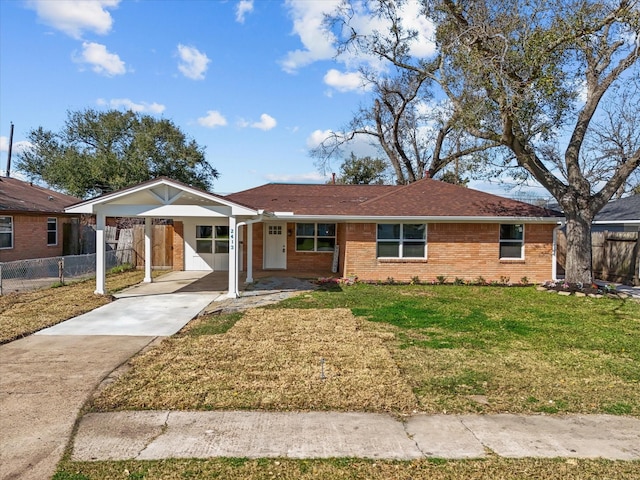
[0,214,74,262]
[344,222,555,283]
[243,221,556,283]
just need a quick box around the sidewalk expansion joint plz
[135,411,170,460]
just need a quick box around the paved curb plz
[72,411,640,461]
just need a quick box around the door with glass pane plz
[264,223,286,269]
[192,224,214,270]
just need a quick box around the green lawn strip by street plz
[53,457,640,480]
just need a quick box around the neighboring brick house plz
[66,177,563,297]
[227,179,564,284]
[0,177,81,262]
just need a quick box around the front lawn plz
[56,283,640,479]
[89,284,640,416]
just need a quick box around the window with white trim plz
[47,217,58,246]
[215,225,229,254]
[0,216,13,249]
[377,223,426,258]
[499,224,524,259]
[295,223,336,252]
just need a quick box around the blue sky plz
[0,0,395,194]
[1,0,562,199]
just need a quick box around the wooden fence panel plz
[556,230,639,285]
[131,225,174,269]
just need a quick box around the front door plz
[264,223,286,269]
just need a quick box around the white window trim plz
[499,223,525,260]
[47,217,58,246]
[295,222,336,252]
[0,215,14,249]
[376,223,428,259]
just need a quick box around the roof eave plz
[269,213,564,223]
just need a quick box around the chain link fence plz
[0,249,133,295]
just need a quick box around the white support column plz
[144,217,152,283]
[227,216,238,298]
[246,222,254,283]
[95,211,106,295]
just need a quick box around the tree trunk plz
[563,211,594,285]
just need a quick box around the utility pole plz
[6,122,14,177]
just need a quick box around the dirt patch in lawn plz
[91,308,419,414]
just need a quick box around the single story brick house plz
[0,176,81,262]
[66,177,564,297]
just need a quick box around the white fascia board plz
[268,214,564,224]
[592,220,640,225]
[96,204,232,218]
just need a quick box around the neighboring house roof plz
[0,176,80,215]
[593,195,640,223]
[227,178,563,221]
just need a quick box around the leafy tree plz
[332,153,390,184]
[17,109,218,198]
[329,0,640,284]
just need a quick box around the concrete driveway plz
[0,276,219,480]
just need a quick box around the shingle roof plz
[594,195,640,222]
[227,179,562,219]
[0,177,80,214]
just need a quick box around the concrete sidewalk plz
[72,410,640,461]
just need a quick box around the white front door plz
[264,223,286,269]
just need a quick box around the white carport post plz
[144,217,152,283]
[246,222,254,283]
[95,211,106,295]
[227,216,238,298]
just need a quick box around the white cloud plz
[198,110,228,128]
[251,113,277,131]
[0,136,8,152]
[235,0,254,23]
[281,0,435,74]
[75,41,126,76]
[96,98,165,113]
[177,44,210,80]
[26,0,119,39]
[323,69,368,93]
[306,128,381,160]
[280,0,341,73]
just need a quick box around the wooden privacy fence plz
[592,231,640,286]
[557,231,640,285]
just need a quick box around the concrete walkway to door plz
[0,271,221,480]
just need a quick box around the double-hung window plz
[196,225,213,254]
[377,223,426,258]
[296,223,336,252]
[499,224,524,259]
[0,216,13,249]
[47,217,58,246]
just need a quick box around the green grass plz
[54,457,640,480]
[275,284,640,415]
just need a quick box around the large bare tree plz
[329,0,640,284]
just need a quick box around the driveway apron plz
[0,291,217,480]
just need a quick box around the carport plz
[65,178,263,298]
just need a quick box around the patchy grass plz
[277,284,640,416]
[90,284,640,416]
[0,269,165,344]
[54,457,640,480]
[91,308,418,413]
